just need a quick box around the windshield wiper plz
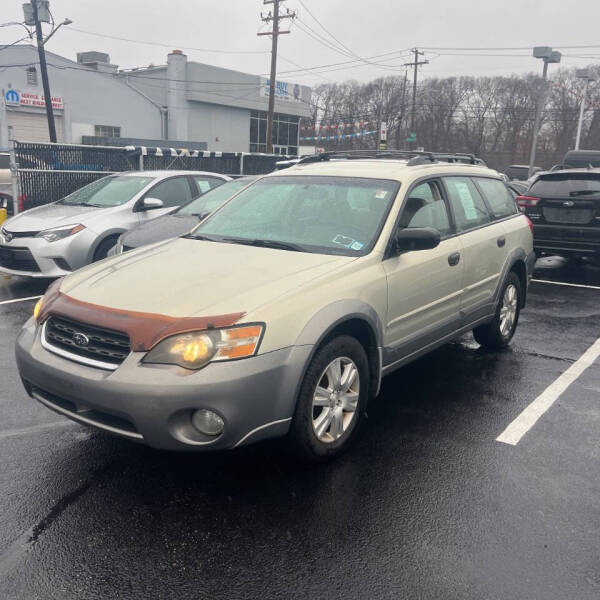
[222,237,305,252]
[182,232,225,242]
[569,190,600,197]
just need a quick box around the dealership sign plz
[4,89,63,110]
[261,78,301,103]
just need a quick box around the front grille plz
[0,245,40,272]
[44,316,131,368]
[2,229,40,238]
[542,206,595,225]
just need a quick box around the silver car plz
[0,170,230,278]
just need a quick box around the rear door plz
[442,176,508,318]
[190,175,228,198]
[522,173,600,254]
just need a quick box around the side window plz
[444,177,492,232]
[147,177,193,208]
[399,180,451,236]
[193,176,225,196]
[475,178,518,219]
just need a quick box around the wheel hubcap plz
[499,284,518,337]
[311,356,360,443]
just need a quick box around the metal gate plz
[11,141,288,212]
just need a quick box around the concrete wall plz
[0,45,162,146]
[188,102,250,153]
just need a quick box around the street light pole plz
[575,69,593,150]
[528,47,561,178]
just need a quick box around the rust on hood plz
[39,285,245,352]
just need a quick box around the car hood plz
[60,237,356,318]
[121,214,199,249]
[4,203,107,232]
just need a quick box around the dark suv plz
[517,169,600,259]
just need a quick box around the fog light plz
[191,409,224,436]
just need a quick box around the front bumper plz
[16,318,312,450]
[0,228,97,277]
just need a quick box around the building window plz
[26,67,37,86]
[94,125,121,138]
[249,111,299,155]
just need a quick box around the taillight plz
[524,215,534,234]
[516,195,540,211]
[17,194,27,213]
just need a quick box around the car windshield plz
[57,175,155,207]
[191,175,399,256]
[529,174,600,197]
[177,179,253,216]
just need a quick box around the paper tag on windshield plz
[455,182,478,220]
[375,190,388,200]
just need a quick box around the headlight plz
[36,224,85,243]
[33,297,43,322]
[142,324,264,370]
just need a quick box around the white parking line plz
[0,295,41,306]
[497,336,600,445]
[531,279,600,291]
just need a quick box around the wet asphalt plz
[0,257,599,600]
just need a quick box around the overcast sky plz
[2,0,600,85]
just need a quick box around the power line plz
[66,26,269,55]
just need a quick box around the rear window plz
[474,178,518,219]
[529,174,600,197]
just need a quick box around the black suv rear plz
[517,170,600,258]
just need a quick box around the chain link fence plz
[12,141,288,211]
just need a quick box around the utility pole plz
[31,0,57,142]
[575,69,594,150]
[258,0,296,154]
[528,47,561,177]
[404,48,428,149]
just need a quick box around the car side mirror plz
[394,227,441,254]
[141,197,164,210]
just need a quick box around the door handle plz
[448,252,461,266]
[497,236,506,248]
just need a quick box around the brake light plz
[524,215,534,234]
[516,195,540,211]
[17,194,27,213]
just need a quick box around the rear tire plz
[288,335,369,462]
[473,272,521,350]
[92,236,119,262]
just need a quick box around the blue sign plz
[4,89,20,105]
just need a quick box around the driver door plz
[137,176,194,222]
[383,179,464,359]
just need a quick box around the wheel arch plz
[293,300,383,401]
[87,229,125,263]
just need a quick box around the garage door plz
[6,110,64,143]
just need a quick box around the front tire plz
[473,272,521,350]
[288,335,369,462]
[92,236,119,262]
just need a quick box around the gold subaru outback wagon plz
[16,151,534,461]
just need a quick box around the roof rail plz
[297,149,485,166]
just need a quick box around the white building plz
[0,45,311,155]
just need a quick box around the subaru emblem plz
[563,200,575,208]
[72,332,90,347]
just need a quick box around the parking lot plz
[0,257,598,600]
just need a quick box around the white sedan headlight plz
[36,224,85,243]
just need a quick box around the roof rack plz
[297,150,485,167]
